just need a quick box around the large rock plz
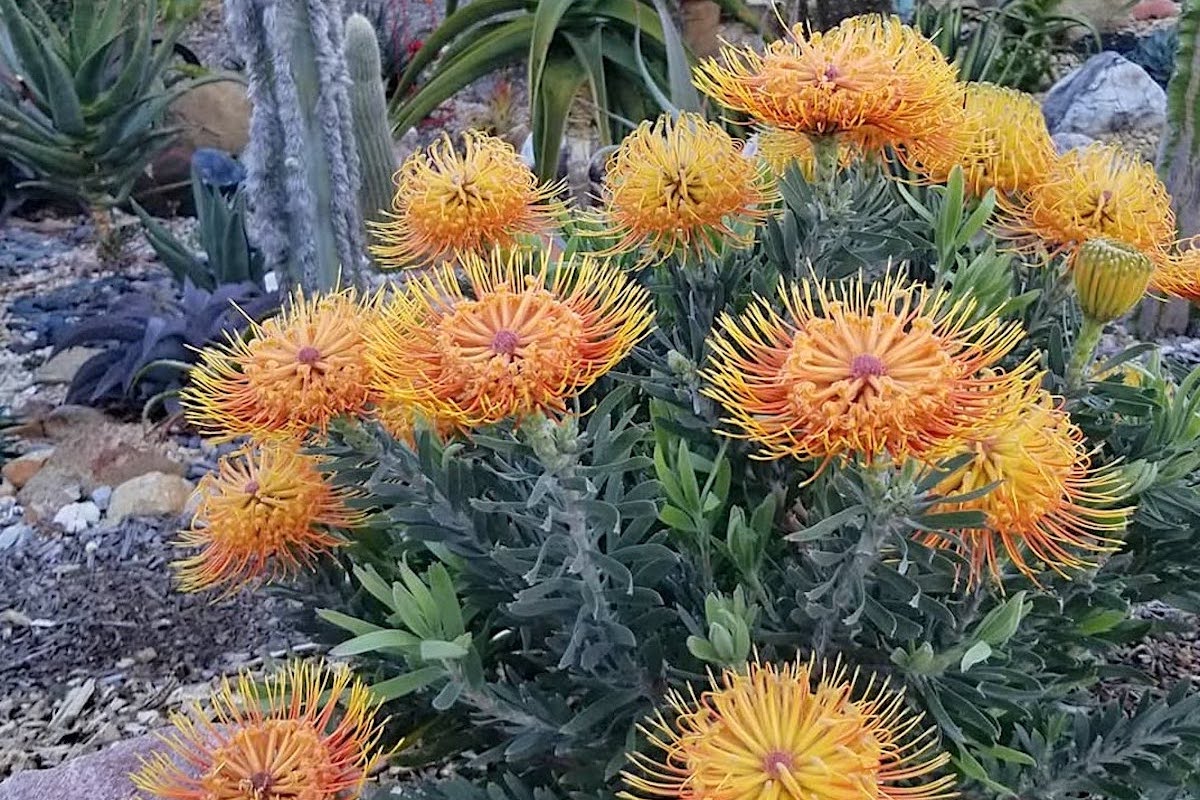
[0,734,179,800]
[137,79,251,214]
[1043,52,1167,137]
[107,472,195,523]
[16,421,185,522]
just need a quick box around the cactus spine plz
[345,13,398,231]
[1159,0,1200,237]
[223,0,366,291]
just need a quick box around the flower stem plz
[809,134,840,185]
[1068,316,1104,390]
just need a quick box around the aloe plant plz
[0,0,200,256]
[390,0,700,182]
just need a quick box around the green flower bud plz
[1072,238,1154,324]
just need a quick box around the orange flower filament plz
[694,15,963,155]
[595,112,774,260]
[132,660,388,800]
[702,273,1032,464]
[921,383,1129,585]
[174,443,360,593]
[1151,246,1200,305]
[369,131,562,267]
[621,657,956,800]
[368,249,654,429]
[183,289,377,442]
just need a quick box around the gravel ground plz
[0,516,310,777]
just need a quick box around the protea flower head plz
[367,248,654,429]
[174,442,361,594]
[702,271,1034,467]
[920,382,1130,586]
[369,130,562,268]
[905,82,1055,197]
[132,660,388,800]
[182,288,379,442]
[593,112,775,261]
[621,657,956,800]
[1150,246,1200,305]
[1002,142,1175,258]
[1072,237,1155,324]
[693,15,963,157]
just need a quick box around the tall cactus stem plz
[345,13,399,234]
[1159,0,1200,237]
[224,0,367,292]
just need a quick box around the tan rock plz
[2,448,53,489]
[34,348,102,385]
[0,478,13,498]
[167,80,252,154]
[107,472,195,523]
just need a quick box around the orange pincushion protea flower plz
[368,249,654,428]
[369,131,561,267]
[620,657,955,800]
[693,15,963,155]
[183,289,378,442]
[1151,247,1200,305]
[920,382,1129,585]
[594,113,774,260]
[905,82,1055,197]
[132,660,387,800]
[702,273,1032,465]
[1003,142,1175,257]
[174,443,360,593]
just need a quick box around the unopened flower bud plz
[1072,238,1154,324]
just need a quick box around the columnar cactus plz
[345,13,399,231]
[1159,0,1200,238]
[223,0,367,291]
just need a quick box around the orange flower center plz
[205,720,337,800]
[435,289,584,418]
[782,313,954,441]
[243,480,260,496]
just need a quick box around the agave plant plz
[133,162,267,291]
[390,0,705,181]
[0,0,201,255]
[55,282,279,418]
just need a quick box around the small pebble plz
[90,485,112,511]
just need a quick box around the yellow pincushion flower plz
[368,249,654,429]
[132,661,387,800]
[702,272,1033,466]
[594,113,774,261]
[921,382,1129,585]
[693,15,963,155]
[174,442,361,594]
[183,289,378,442]
[369,130,562,267]
[1004,142,1175,257]
[621,657,956,800]
[906,82,1055,196]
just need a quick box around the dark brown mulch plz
[0,517,309,776]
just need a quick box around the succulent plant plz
[54,282,279,417]
[0,0,203,257]
[133,157,267,291]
